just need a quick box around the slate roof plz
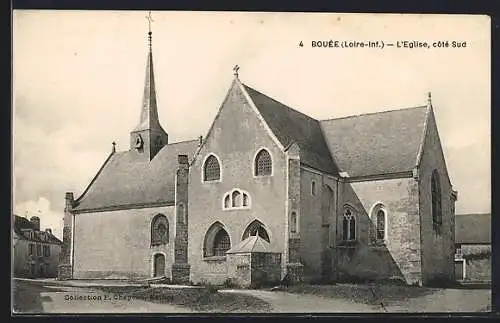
[13,215,62,245]
[455,213,491,244]
[243,85,340,175]
[320,106,429,177]
[73,140,199,212]
[226,235,279,254]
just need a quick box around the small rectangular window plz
[311,180,316,196]
[36,244,42,257]
[43,245,50,257]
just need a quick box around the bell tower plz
[130,11,168,160]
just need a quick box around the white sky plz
[13,11,491,239]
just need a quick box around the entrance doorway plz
[153,253,166,277]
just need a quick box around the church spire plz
[130,11,168,160]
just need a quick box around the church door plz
[153,253,166,277]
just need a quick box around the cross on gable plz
[233,65,240,76]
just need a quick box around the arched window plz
[370,203,387,242]
[311,180,317,196]
[342,207,356,241]
[431,169,442,233]
[203,155,221,181]
[203,222,231,257]
[255,149,272,176]
[242,220,271,243]
[232,191,241,207]
[290,211,298,233]
[213,230,231,256]
[223,189,250,210]
[151,214,169,246]
[376,209,386,240]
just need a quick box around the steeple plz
[130,11,168,160]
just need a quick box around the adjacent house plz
[12,215,63,278]
[454,213,491,283]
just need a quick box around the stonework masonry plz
[418,108,455,284]
[348,177,422,284]
[72,206,175,280]
[58,192,75,280]
[172,154,190,283]
[188,80,287,285]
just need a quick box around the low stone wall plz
[465,257,491,282]
[252,253,282,287]
[336,245,405,283]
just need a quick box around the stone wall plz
[465,258,491,282]
[338,177,422,285]
[286,143,303,281]
[173,155,190,283]
[227,253,252,287]
[418,108,455,284]
[188,80,287,284]
[72,206,175,279]
[298,167,339,282]
[58,192,74,280]
[251,252,282,287]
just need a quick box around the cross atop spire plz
[130,10,168,160]
[427,91,432,106]
[146,11,154,49]
[233,64,240,78]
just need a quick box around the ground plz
[11,278,491,314]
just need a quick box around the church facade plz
[58,30,458,287]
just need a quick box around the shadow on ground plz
[96,285,272,313]
[12,280,65,313]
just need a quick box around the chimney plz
[30,216,40,231]
[178,154,189,166]
[198,135,203,147]
[45,228,52,235]
[65,192,75,210]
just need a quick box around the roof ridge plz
[166,139,198,145]
[242,83,320,123]
[320,105,428,122]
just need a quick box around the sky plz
[13,11,491,239]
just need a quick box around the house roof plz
[13,215,63,245]
[226,235,279,254]
[319,106,429,178]
[455,213,491,244]
[243,85,340,175]
[73,140,199,212]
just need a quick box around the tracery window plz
[242,220,271,243]
[342,207,356,241]
[203,155,221,181]
[203,222,231,258]
[151,214,169,246]
[255,149,272,176]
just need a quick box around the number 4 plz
[299,41,303,47]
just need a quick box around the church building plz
[58,24,458,287]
